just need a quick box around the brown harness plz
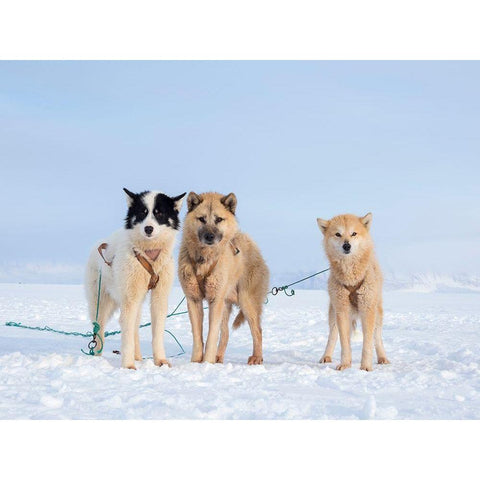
[343,277,365,307]
[97,243,112,267]
[193,240,240,295]
[132,249,159,290]
[97,243,159,290]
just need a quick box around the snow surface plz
[1,283,479,419]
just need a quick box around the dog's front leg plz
[320,302,337,363]
[151,287,171,367]
[187,298,205,362]
[120,301,142,369]
[360,306,376,371]
[203,299,225,364]
[335,307,352,371]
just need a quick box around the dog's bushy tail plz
[232,311,245,330]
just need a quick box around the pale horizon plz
[1,61,479,284]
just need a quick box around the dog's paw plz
[377,357,390,365]
[123,364,137,370]
[335,363,351,371]
[215,355,224,364]
[191,352,203,363]
[247,355,263,365]
[202,353,217,364]
[360,364,373,372]
[135,354,143,361]
[320,355,332,363]
[154,359,172,368]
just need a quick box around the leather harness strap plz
[193,239,240,295]
[133,249,160,290]
[230,240,240,256]
[97,242,159,290]
[98,243,113,267]
[343,276,365,295]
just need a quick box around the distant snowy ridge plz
[385,272,480,293]
[1,261,479,293]
[0,262,84,285]
[270,271,480,294]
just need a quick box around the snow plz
[1,283,479,419]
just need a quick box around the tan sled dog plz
[178,192,269,365]
[316,213,389,371]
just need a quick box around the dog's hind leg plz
[134,308,142,361]
[374,304,389,365]
[87,283,116,356]
[320,303,337,363]
[239,295,263,365]
[216,302,232,363]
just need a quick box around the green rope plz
[4,321,95,337]
[5,282,189,358]
[5,268,330,356]
[266,267,330,302]
[81,269,104,355]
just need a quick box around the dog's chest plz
[144,249,161,261]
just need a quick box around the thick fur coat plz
[178,192,269,364]
[316,213,389,371]
[84,189,185,369]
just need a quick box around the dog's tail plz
[351,318,363,342]
[232,311,246,330]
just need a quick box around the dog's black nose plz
[343,242,351,253]
[204,233,215,244]
[144,226,154,235]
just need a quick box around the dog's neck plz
[328,249,372,287]
[187,234,239,276]
[128,230,175,262]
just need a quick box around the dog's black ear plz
[187,192,203,212]
[316,218,329,235]
[360,212,372,230]
[123,188,136,206]
[172,192,187,212]
[220,193,237,214]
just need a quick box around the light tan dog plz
[316,213,389,371]
[178,192,269,365]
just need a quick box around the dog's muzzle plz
[199,227,222,246]
[343,242,351,254]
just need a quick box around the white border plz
[1,421,477,478]
[1,1,478,473]
[0,1,479,59]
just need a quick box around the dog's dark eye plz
[198,217,206,224]
[143,208,148,215]
[351,232,357,236]
[335,233,341,237]
[215,217,224,224]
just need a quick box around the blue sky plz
[1,61,479,280]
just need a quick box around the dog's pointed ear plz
[220,193,237,214]
[360,212,373,230]
[316,218,329,235]
[187,192,203,212]
[172,192,187,212]
[123,188,136,206]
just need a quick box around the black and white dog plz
[85,188,186,369]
